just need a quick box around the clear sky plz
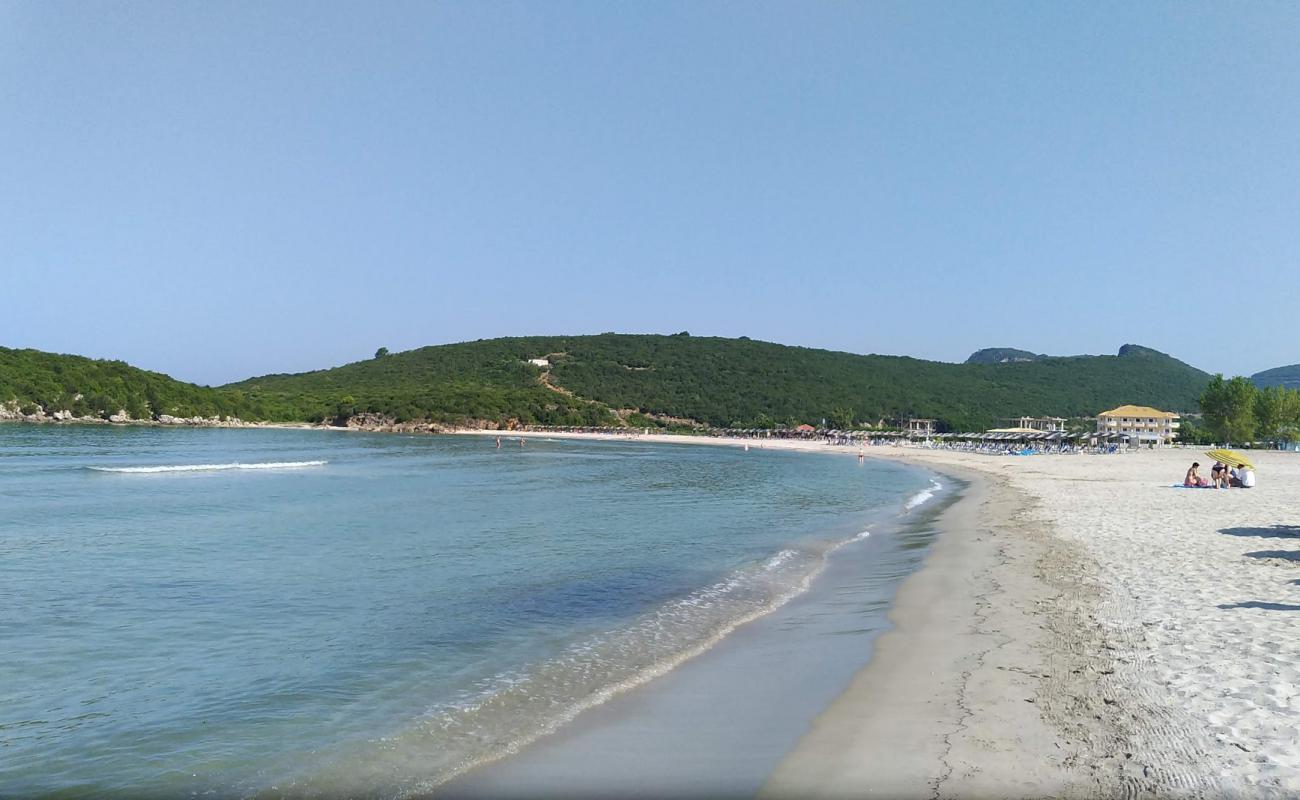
[2,2,1297,385]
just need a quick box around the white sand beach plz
[770,445,1300,798]
[460,431,1300,797]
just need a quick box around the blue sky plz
[2,2,1297,385]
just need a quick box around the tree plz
[1257,385,1300,442]
[332,395,357,426]
[830,405,856,430]
[1175,417,1214,445]
[375,347,389,359]
[1199,375,1258,445]
[1254,385,1290,442]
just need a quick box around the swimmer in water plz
[495,436,501,448]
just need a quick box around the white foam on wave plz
[286,489,919,795]
[392,520,899,793]
[903,479,944,511]
[301,544,835,798]
[88,460,328,474]
[763,548,800,569]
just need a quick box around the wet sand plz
[770,445,1300,798]
[763,464,1108,798]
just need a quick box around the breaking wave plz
[903,479,944,511]
[268,527,887,797]
[88,460,328,474]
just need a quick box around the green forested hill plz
[1252,363,1300,390]
[0,336,1212,429]
[964,347,1045,364]
[0,347,256,420]
[229,337,617,426]
[227,334,1211,430]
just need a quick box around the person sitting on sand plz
[1184,462,1209,487]
[1237,465,1256,488]
[1211,462,1227,487]
[1220,464,1237,489]
[1227,464,1256,488]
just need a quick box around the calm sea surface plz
[0,424,936,798]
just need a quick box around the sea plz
[0,424,950,798]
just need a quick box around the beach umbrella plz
[1206,449,1256,470]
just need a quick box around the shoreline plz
[444,435,1114,797]
[438,446,961,798]
[761,461,1113,798]
[783,445,1300,797]
[444,431,1300,796]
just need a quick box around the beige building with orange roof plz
[1096,405,1181,445]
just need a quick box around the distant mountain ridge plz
[1252,363,1300,390]
[966,344,1164,365]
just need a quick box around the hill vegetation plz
[1,335,1214,431]
[964,347,1045,364]
[228,337,617,427]
[1251,363,1300,390]
[0,347,257,421]
[228,334,1211,431]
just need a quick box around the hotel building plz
[1095,405,1180,445]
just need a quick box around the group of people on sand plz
[1184,461,1255,488]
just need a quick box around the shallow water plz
[0,425,934,798]
[444,477,957,799]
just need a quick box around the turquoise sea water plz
[0,424,936,798]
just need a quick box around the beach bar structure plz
[1002,416,1068,432]
[906,418,936,436]
[984,426,1045,436]
[1095,405,1180,445]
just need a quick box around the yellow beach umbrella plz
[1206,449,1255,470]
